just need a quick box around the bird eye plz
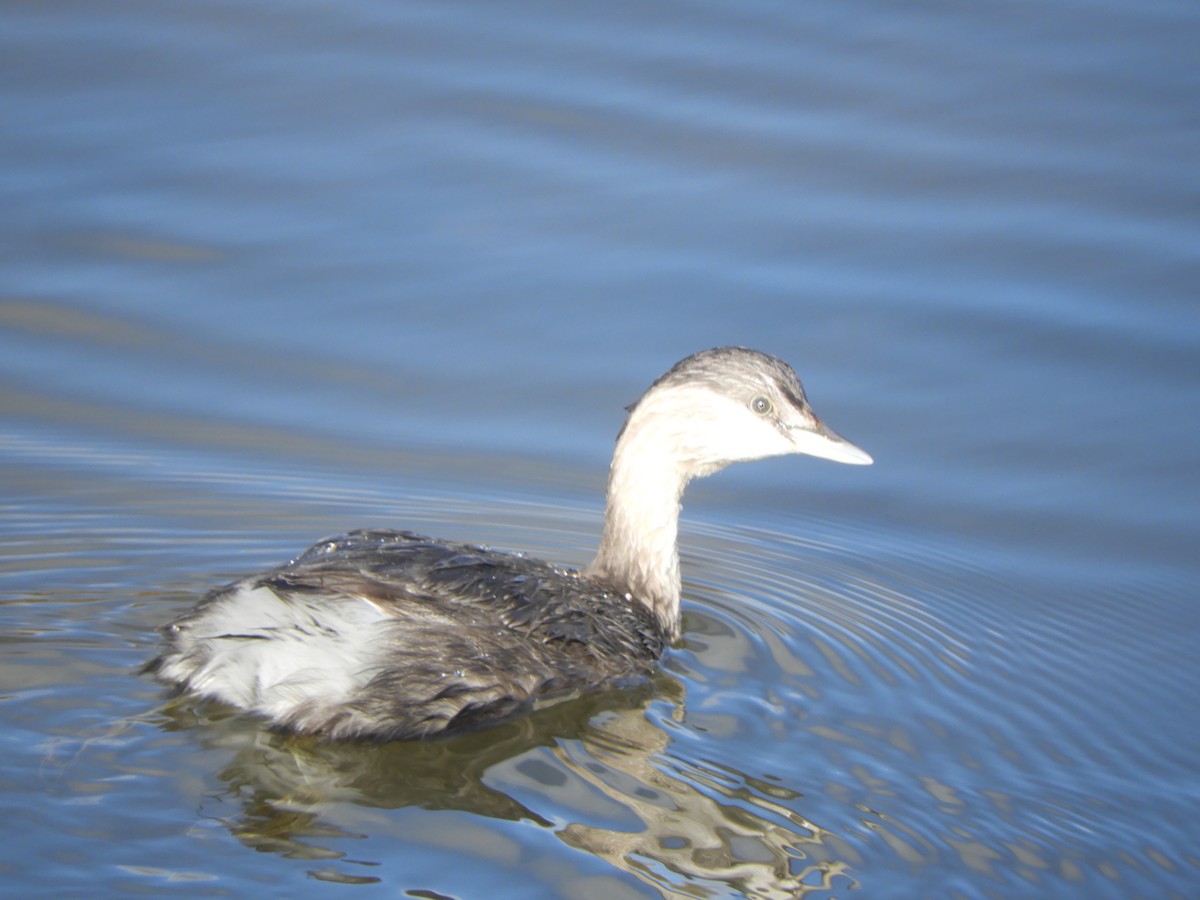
[751,396,772,415]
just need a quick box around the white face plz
[638,385,872,472]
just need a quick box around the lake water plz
[3,1,1198,897]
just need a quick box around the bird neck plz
[584,402,697,642]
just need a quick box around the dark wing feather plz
[280,529,663,663]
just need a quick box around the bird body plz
[148,347,871,740]
[149,529,662,740]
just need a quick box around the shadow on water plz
[149,676,854,897]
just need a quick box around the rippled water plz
[3,1,1199,897]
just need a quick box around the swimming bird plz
[146,347,871,740]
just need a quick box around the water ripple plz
[3,432,1194,894]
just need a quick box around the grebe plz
[147,347,871,740]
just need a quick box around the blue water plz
[3,1,1198,897]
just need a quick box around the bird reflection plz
[157,678,857,897]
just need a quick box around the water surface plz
[2,1,1198,897]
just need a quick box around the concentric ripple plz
[655,513,1197,896]
[258,491,1198,895]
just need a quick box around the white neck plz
[584,393,716,642]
